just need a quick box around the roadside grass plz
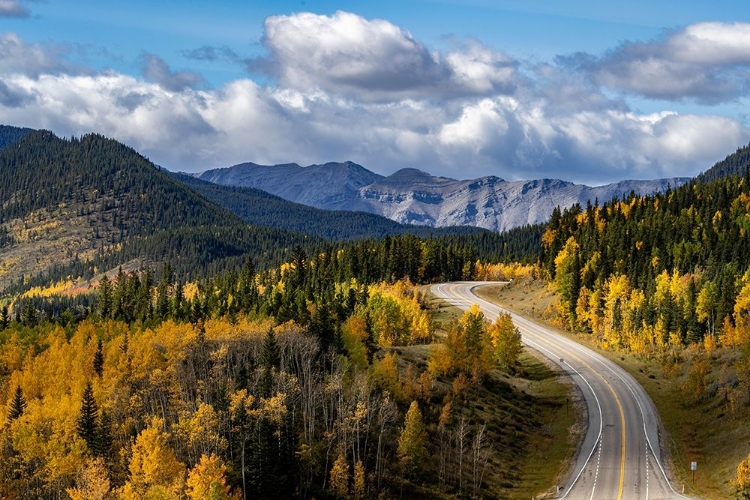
[475,280,750,500]
[411,288,579,499]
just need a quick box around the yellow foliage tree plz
[120,417,186,500]
[329,454,349,497]
[342,315,369,370]
[67,458,111,500]
[353,460,366,499]
[487,312,522,369]
[397,401,427,479]
[174,403,227,467]
[186,454,238,500]
[735,453,750,497]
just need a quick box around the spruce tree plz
[76,382,99,452]
[155,263,172,321]
[98,274,112,319]
[21,300,36,327]
[7,385,26,421]
[0,305,8,330]
[94,409,113,459]
[93,338,104,378]
[259,328,280,398]
[261,328,280,370]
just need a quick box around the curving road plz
[431,282,693,500]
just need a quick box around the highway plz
[431,282,693,500]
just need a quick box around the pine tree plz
[0,305,8,330]
[77,383,99,452]
[259,329,280,399]
[172,281,185,322]
[98,274,112,319]
[94,410,113,459]
[93,338,104,378]
[21,299,36,327]
[7,385,26,421]
[261,328,280,370]
[155,263,172,321]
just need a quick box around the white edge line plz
[523,337,603,500]
[456,282,692,500]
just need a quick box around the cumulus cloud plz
[252,11,519,100]
[1,68,744,184]
[561,22,750,103]
[141,52,206,91]
[0,0,28,17]
[0,14,748,184]
[0,32,78,77]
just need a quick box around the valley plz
[1,124,750,499]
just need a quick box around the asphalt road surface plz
[431,282,694,500]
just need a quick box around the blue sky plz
[1,0,750,183]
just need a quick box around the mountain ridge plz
[172,172,486,241]
[199,161,690,232]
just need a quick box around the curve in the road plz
[431,282,693,500]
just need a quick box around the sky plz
[1,0,750,184]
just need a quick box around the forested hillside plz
[542,173,750,349]
[697,142,750,183]
[0,125,32,150]
[0,130,328,291]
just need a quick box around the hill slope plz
[0,131,319,291]
[199,162,689,232]
[0,124,33,150]
[697,141,750,182]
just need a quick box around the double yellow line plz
[559,345,627,500]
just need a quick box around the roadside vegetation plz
[476,278,750,499]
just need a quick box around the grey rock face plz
[199,162,688,232]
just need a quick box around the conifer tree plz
[261,328,280,370]
[94,410,113,460]
[7,385,26,421]
[172,280,185,322]
[0,305,8,330]
[260,328,279,398]
[98,275,112,320]
[155,263,172,321]
[93,338,104,378]
[77,383,99,452]
[21,299,36,327]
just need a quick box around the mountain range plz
[198,162,691,232]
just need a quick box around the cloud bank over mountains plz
[0,11,748,183]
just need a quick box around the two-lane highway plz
[432,282,692,500]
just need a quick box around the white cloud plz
[255,11,518,100]
[141,53,206,91]
[562,22,750,103]
[0,16,748,185]
[0,0,28,18]
[0,32,77,77]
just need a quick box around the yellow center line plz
[520,327,628,500]
[449,285,629,498]
[603,374,627,500]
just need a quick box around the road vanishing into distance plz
[432,282,693,500]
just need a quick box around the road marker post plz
[691,461,697,484]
